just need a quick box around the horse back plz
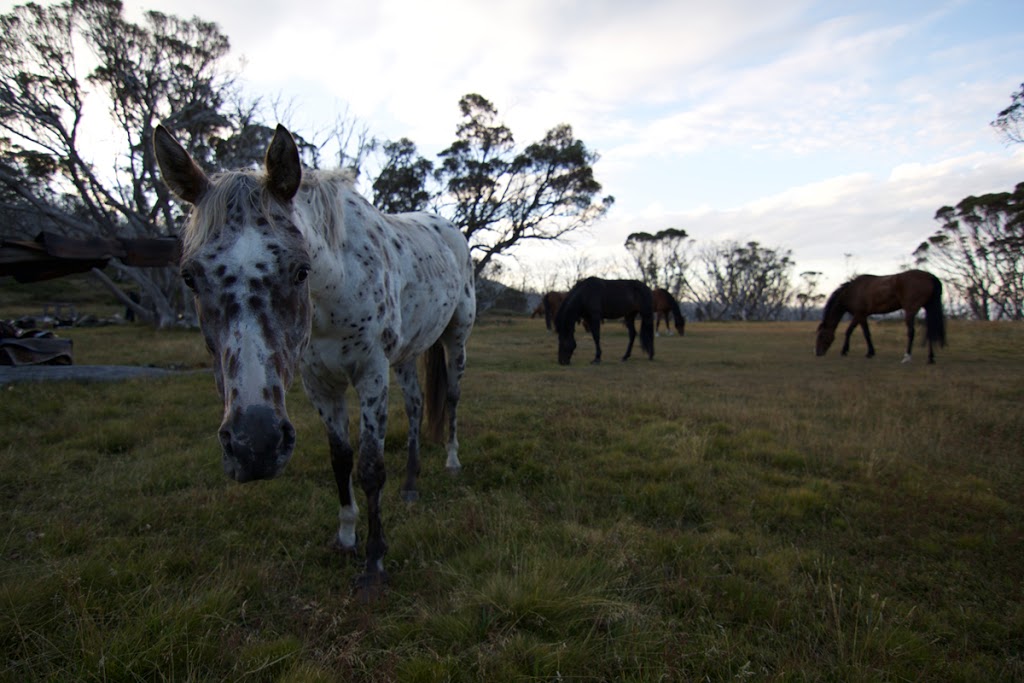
[850,270,937,314]
[304,191,473,364]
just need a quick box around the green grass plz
[1,317,1022,681]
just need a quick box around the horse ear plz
[153,125,210,205]
[265,124,302,203]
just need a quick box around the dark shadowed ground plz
[0,365,207,383]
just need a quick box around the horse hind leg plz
[621,316,637,361]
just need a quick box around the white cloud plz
[7,0,1023,298]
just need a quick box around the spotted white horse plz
[154,124,475,598]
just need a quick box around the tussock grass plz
[1,318,1022,681]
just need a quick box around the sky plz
[12,0,1024,294]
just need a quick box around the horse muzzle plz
[218,405,296,482]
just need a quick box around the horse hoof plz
[590,359,601,365]
[400,489,419,503]
[446,464,462,476]
[331,536,360,560]
[352,570,389,603]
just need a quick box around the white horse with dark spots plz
[154,124,475,599]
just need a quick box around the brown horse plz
[652,288,686,336]
[815,269,946,364]
[536,291,566,331]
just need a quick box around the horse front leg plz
[393,360,423,502]
[353,366,391,600]
[902,314,915,363]
[440,333,469,473]
[589,317,602,364]
[622,315,637,361]
[861,320,876,358]
[301,366,360,557]
[327,427,359,554]
[841,319,858,356]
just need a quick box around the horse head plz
[815,324,835,356]
[155,124,312,482]
[557,333,576,365]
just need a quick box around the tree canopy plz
[434,94,614,277]
[0,0,246,327]
[623,227,693,298]
[992,82,1024,146]
[914,183,1024,320]
[1,5,614,321]
[690,241,795,321]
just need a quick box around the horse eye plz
[293,265,310,285]
[181,271,197,291]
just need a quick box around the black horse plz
[555,277,655,365]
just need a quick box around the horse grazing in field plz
[154,124,476,600]
[555,277,654,365]
[815,269,945,364]
[652,288,686,336]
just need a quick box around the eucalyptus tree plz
[0,0,243,326]
[992,82,1024,145]
[624,227,694,298]
[691,241,795,321]
[434,94,614,277]
[914,183,1024,320]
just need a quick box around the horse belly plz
[393,282,458,359]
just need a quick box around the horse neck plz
[556,294,582,334]
[293,174,365,299]
[294,170,366,250]
[666,294,683,323]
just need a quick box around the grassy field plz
[1,315,1022,681]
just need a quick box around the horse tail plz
[640,314,655,358]
[424,340,448,444]
[925,274,946,348]
[669,295,686,334]
[638,285,656,358]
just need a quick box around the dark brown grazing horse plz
[652,288,686,336]
[537,291,567,332]
[555,277,654,365]
[816,269,946,364]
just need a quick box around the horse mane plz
[554,283,585,336]
[294,169,359,250]
[180,170,262,257]
[821,280,851,324]
[180,167,359,257]
[664,290,685,326]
